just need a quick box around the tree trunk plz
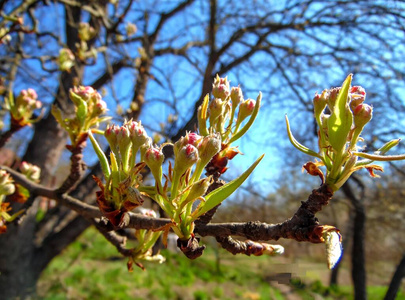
[342,181,367,300]
[384,253,405,300]
[0,4,83,298]
[330,208,355,286]
[0,203,41,299]
[352,205,367,300]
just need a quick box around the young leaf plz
[76,99,88,129]
[198,94,209,136]
[192,154,264,219]
[88,130,111,178]
[353,152,405,161]
[327,74,353,154]
[285,115,322,159]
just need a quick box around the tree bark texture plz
[384,253,405,300]
[342,181,367,300]
[0,4,83,299]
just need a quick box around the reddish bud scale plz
[185,144,196,156]
[351,86,366,95]
[187,132,201,147]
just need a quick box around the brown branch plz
[92,219,132,257]
[0,123,24,148]
[124,184,333,244]
[1,166,101,219]
[55,136,88,194]
[2,163,334,245]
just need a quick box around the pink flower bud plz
[350,86,366,111]
[212,75,230,100]
[16,89,39,109]
[187,132,201,147]
[138,207,157,218]
[116,125,131,148]
[237,99,255,123]
[94,99,107,115]
[27,88,38,100]
[174,144,199,175]
[313,90,328,117]
[126,120,149,148]
[104,124,119,148]
[327,87,340,110]
[353,104,373,128]
[71,86,95,102]
[144,146,164,172]
[350,86,366,95]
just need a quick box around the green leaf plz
[198,94,209,136]
[377,139,401,155]
[76,99,88,129]
[51,105,64,126]
[353,152,405,161]
[88,130,111,178]
[285,115,322,159]
[327,74,353,154]
[192,154,264,219]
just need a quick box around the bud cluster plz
[89,76,263,259]
[58,48,75,72]
[20,161,41,182]
[52,86,109,147]
[0,170,23,234]
[197,75,261,175]
[286,74,405,191]
[6,88,43,128]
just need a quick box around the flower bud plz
[327,87,340,110]
[353,104,373,128]
[212,74,230,100]
[116,125,131,148]
[174,132,202,157]
[104,124,120,149]
[237,99,255,123]
[184,177,212,204]
[174,144,199,176]
[0,170,15,196]
[94,99,107,115]
[209,98,226,126]
[78,22,96,41]
[124,187,144,205]
[144,146,164,172]
[138,207,157,218]
[350,86,366,111]
[198,133,221,166]
[20,162,41,182]
[187,132,202,147]
[58,48,75,72]
[230,86,243,108]
[126,22,137,36]
[313,90,328,117]
[16,89,38,110]
[70,86,95,104]
[126,120,149,149]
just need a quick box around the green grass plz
[37,228,405,300]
